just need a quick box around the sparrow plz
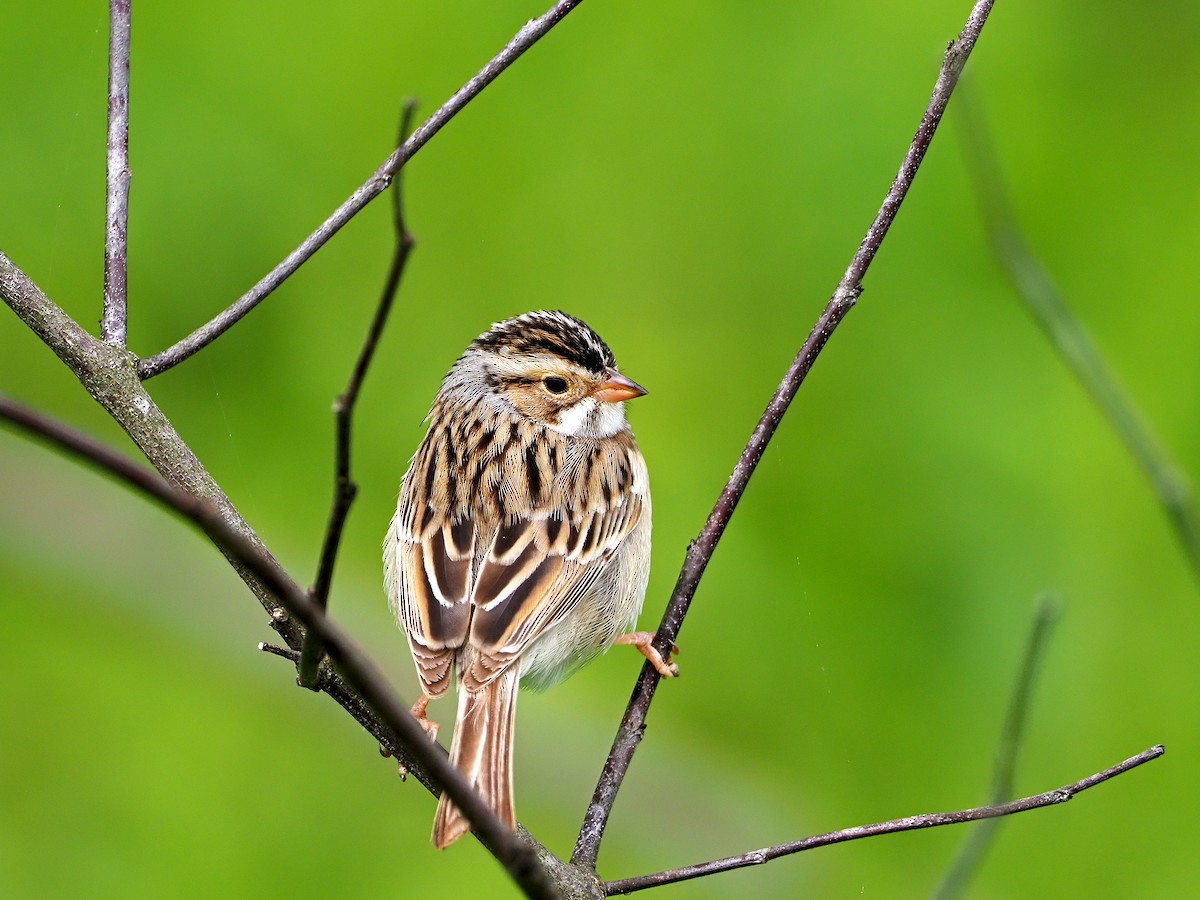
[384,310,675,848]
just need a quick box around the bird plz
[383,310,676,848]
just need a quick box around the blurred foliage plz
[2,1,1198,897]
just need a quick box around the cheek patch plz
[548,398,596,437]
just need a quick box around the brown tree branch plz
[298,99,419,690]
[602,744,1164,895]
[0,392,565,900]
[5,4,1164,897]
[573,0,997,870]
[102,0,131,346]
[0,254,552,878]
[1,252,301,646]
[4,3,598,891]
[135,0,587,380]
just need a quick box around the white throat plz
[548,397,627,439]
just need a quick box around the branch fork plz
[0,0,1171,896]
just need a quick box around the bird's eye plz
[543,375,569,394]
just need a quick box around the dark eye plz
[543,375,569,394]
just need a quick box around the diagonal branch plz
[4,249,592,897]
[602,744,1164,895]
[101,0,132,346]
[572,0,997,870]
[136,0,587,380]
[298,100,419,690]
[955,87,1200,590]
[2,251,302,647]
[0,392,564,900]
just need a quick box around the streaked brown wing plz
[388,405,494,696]
[459,492,644,691]
[389,404,648,695]
[388,503,476,696]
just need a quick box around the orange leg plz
[384,694,441,780]
[410,693,440,741]
[615,632,680,677]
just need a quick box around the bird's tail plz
[432,667,519,848]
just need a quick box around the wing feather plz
[387,415,481,695]
[390,405,647,696]
[462,489,644,691]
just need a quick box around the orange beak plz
[592,367,648,403]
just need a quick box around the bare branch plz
[102,0,131,346]
[0,392,564,900]
[2,251,304,647]
[136,0,586,380]
[573,0,997,869]
[602,745,1164,895]
[298,100,419,690]
[3,249,581,894]
[933,593,1061,899]
[956,87,1200,590]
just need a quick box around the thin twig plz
[956,88,1200,590]
[101,0,131,346]
[572,0,997,870]
[259,641,300,663]
[136,0,586,380]
[603,745,1164,895]
[298,100,419,690]
[0,394,563,900]
[932,593,1061,899]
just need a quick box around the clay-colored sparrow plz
[384,310,674,848]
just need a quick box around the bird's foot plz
[615,632,680,677]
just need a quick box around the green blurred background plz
[3,1,1197,897]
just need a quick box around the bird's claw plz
[616,631,680,678]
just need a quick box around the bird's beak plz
[592,367,648,403]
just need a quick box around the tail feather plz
[432,668,519,848]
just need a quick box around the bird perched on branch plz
[385,310,675,848]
